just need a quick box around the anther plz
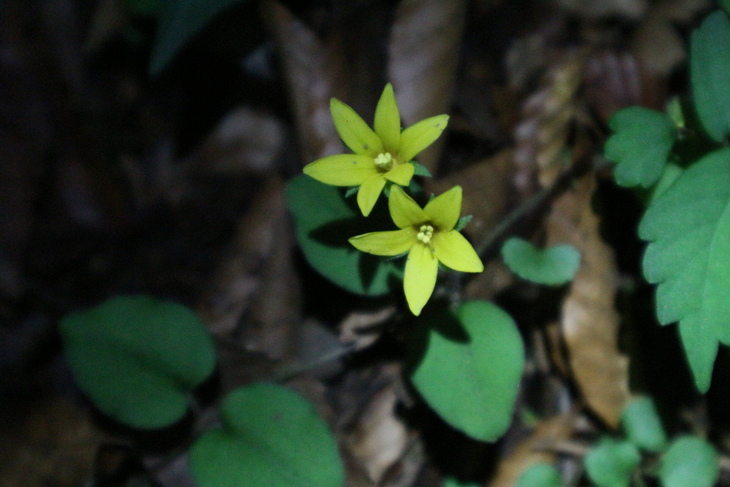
[374,152,394,170]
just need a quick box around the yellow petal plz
[389,185,428,229]
[399,114,449,163]
[357,174,387,216]
[331,98,383,155]
[404,244,438,316]
[374,83,401,153]
[303,154,378,186]
[383,162,414,186]
[349,228,416,256]
[424,185,462,231]
[432,231,484,272]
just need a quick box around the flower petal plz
[399,114,449,163]
[374,83,401,153]
[424,185,462,231]
[349,228,415,256]
[404,244,438,315]
[357,174,387,216]
[384,162,415,186]
[389,185,428,229]
[331,98,383,155]
[432,231,484,272]
[303,154,378,186]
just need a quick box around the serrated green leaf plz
[501,238,580,286]
[149,0,248,75]
[286,174,402,296]
[621,396,667,452]
[691,10,730,142]
[516,463,563,487]
[605,106,676,188]
[409,301,524,442]
[60,295,216,429]
[190,383,344,487]
[585,438,640,487]
[659,436,718,487]
[638,147,730,392]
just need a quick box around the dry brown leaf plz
[340,305,397,351]
[262,0,348,163]
[389,0,468,173]
[488,414,576,487]
[546,173,629,428]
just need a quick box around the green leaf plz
[621,396,667,452]
[648,163,684,204]
[501,238,580,286]
[584,438,640,487]
[605,106,676,188]
[149,0,248,75]
[409,301,524,442]
[60,295,216,429]
[454,215,472,232]
[659,436,718,487]
[441,478,481,487]
[190,383,344,487]
[691,10,730,142]
[639,147,730,392]
[412,161,433,177]
[286,174,402,296]
[516,463,563,487]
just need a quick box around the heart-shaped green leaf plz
[585,438,641,487]
[605,106,676,188]
[286,174,402,296]
[621,396,667,452]
[691,10,730,142]
[189,383,344,487]
[659,436,718,487]
[149,0,250,74]
[516,463,563,487]
[60,295,216,429]
[639,147,730,392]
[409,301,524,442]
[501,238,580,286]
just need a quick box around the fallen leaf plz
[546,173,630,428]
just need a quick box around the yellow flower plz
[349,186,484,315]
[303,83,449,216]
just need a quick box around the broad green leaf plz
[190,383,343,487]
[149,0,248,75]
[621,396,667,452]
[286,174,402,296]
[639,147,730,392]
[409,301,524,442]
[659,436,718,487]
[441,478,481,487]
[648,163,683,204]
[691,10,730,142]
[584,438,640,487]
[516,463,563,487]
[605,106,676,188]
[60,295,216,429]
[501,238,580,286]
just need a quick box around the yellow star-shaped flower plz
[349,186,484,315]
[303,83,449,216]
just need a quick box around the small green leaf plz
[516,463,563,487]
[149,0,248,75]
[286,174,402,296]
[412,161,433,177]
[648,163,684,204]
[585,438,641,487]
[691,10,730,142]
[501,238,580,286]
[605,106,676,188]
[621,396,667,452]
[639,147,730,392]
[441,478,481,487]
[409,301,524,442]
[659,436,718,487]
[190,383,344,487]
[60,295,216,429]
[454,215,472,232]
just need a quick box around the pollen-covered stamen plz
[374,152,394,171]
[417,224,434,244]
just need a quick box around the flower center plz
[417,224,434,244]
[374,152,394,171]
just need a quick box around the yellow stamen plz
[374,152,394,171]
[417,224,434,244]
